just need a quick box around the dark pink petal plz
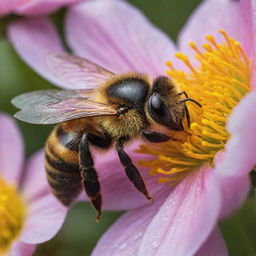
[179,0,254,60]
[21,150,49,202]
[195,228,228,256]
[92,190,169,256]
[20,193,67,244]
[215,91,256,177]
[0,113,24,185]
[66,0,177,76]
[138,166,221,256]
[0,0,21,16]
[7,17,74,89]
[15,0,81,15]
[10,241,36,256]
[79,141,168,211]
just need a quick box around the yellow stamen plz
[0,177,26,253]
[138,30,250,185]
[175,52,198,75]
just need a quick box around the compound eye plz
[149,93,171,125]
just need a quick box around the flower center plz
[138,30,250,185]
[0,177,26,253]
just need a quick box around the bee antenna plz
[176,91,201,128]
[179,98,202,107]
[184,104,191,128]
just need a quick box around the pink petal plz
[66,0,177,76]
[21,150,50,202]
[213,152,250,219]
[0,113,24,185]
[195,228,228,256]
[215,91,256,177]
[220,174,250,219]
[0,0,21,16]
[10,241,36,256]
[20,193,67,244]
[15,0,81,15]
[178,0,254,60]
[138,166,221,256]
[92,190,169,256]
[7,17,73,89]
[93,166,222,256]
[250,1,256,90]
[79,141,167,211]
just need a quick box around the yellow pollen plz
[0,177,26,253]
[138,30,250,185]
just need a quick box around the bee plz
[12,53,201,221]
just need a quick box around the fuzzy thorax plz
[138,30,250,185]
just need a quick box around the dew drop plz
[152,240,160,248]
[118,243,127,250]
[134,232,143,240]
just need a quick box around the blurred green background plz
[0,0,256,255]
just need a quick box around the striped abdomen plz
[45,125,82,206]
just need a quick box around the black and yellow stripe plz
[45,125,82,206]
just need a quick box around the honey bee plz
[12,54,201,220]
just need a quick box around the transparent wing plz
[12,89,94,108]
[46,53,114,89]
[12,90,117,125]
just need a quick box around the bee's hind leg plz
[79,133,102,222]
[116,139,152,201]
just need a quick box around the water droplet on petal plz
[134,232,143,240]
[118,243,127,250]
[152,240,160,248]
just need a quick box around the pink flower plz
[0,0,82,17]
[7,0,256,255]
[0,113,67,255]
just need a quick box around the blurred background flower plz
[0,113,67,255]
[1,0,256,255]
[0,0,82,17]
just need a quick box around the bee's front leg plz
[116,139,152,201]
[141,130,180,143]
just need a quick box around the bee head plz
[148,76,202,131]
[147,92,184,131]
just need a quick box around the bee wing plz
[46,53,115,89]
[12,89,117,125]
[11,89,94,109]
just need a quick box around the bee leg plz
[141,130,180,143]
[79,133,102,221]
[117,140,152,201]
[183,104,191,128]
